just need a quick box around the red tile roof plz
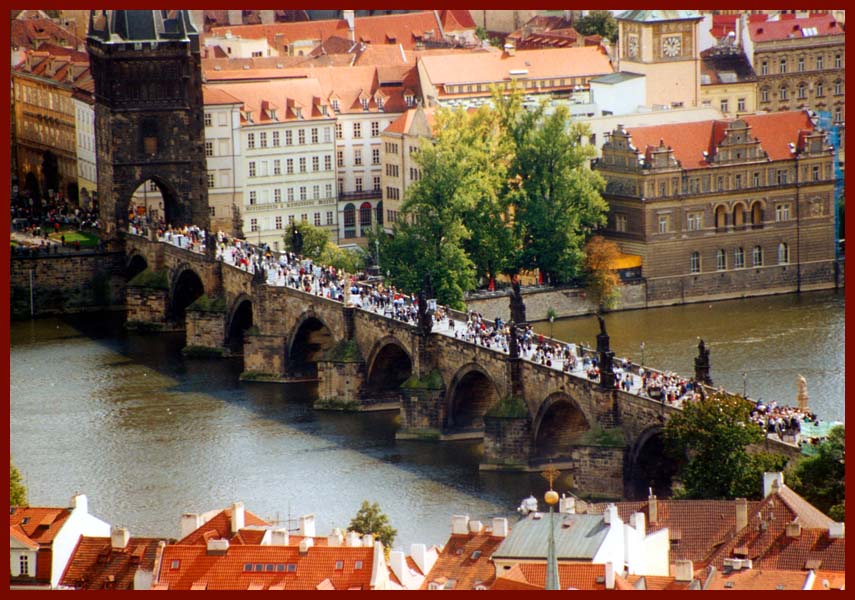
[421,532,505,590]
[705,567,812,590]
[10,525,40,550]
[440,10,476,31]
[202,85,242,106]
[710,15,740,39]
[60,536,166,590]
[624,573,693,590]
[10,18,84,50]
[384,107,437,136]
[517,562,609,590]
[176,507,271,545]
[748,14,844,43]
[9,506,72,546]
[155,544,375,590]
[622,110,817,170]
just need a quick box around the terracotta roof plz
[384,107,436,136]
[621,110,818,170]
[203,78,335,123]
[700,47,757,85]
[155,544,375,590]
[705,567,813,590]
[10,18,84,50]
[811,571,845,590]
[749,14,844,43]
[176,507,271,545]
[710,14,740,39]
[517,562,608,590]
[202,85,242,106]
[420,532,505,590]
[418,46,613,88]
[60,536,166,590]
[10,525,40,550]
[309,35,357,57]
[624,573,693,590]
[440,10,476,31]
[9,506,72,546]
[750,527,845,572]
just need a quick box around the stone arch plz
[731,202,747,228]
[624,425,680,500]
[532,392,590,459]
[125,252,149,281]
[750,200,765,227]
[365,336,413,392]
[169,264,205,323]
[445,363,501,432]
[714,204,728,229]
[224,294,253,355]
[286,311,336,377]
[125,176,179,226]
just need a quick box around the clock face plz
[662,35,681,58]
[627,35,639,58]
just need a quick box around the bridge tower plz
[87,10,209,247]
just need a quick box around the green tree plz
[787,425,845,518]
[348,500,397,549]
[283,221,330,260]
[583,235,622,312]
[10,459,27,507]
[664,391,788,499]
[574,10,619,43]
[496,93,608,284]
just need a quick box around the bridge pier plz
[481,415,532,470]
[125,285,172,331]
[241,333,288,382]
[315,359,365,410]
[183,308,228,357]
[395,379,446,441]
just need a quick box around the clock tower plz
[616,10,703,109]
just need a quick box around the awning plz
[609,253,643,270]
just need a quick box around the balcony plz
[338,190,381,203]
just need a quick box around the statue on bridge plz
[290,225,303,255]
[417,273,434,338]
[251,261,266,286]
[693,338,713,386]
[595,313,616,390]
[204,227,216,260]
[510,278,527,325]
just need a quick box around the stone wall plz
[316,360,364,408]
[242,333,286,380]
[125,287,169,329]
[10,253,126,319]
[482,416,532,468]
[185,309,226,352]
[397,389,445,438]
[562,446,625,499]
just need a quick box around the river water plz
[9,290,844,549]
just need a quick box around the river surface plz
[9,290,844,549]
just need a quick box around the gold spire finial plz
[541,464,560,490]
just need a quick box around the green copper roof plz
[493,513,609,560]
[617,10,703,22]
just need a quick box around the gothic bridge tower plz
[87,10,209,246]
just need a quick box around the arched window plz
[343,203,356,238]
[689,251,700,274]
[715,205,727,230]
[359,202,372,235]
[753,245,763,267]
[734,247,745,268]
[751,202,764,227]
[375,200,384,226]
[732,204,745,228]
[716,249,726,271]
[778,243,789,264]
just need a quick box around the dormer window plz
[405,94,414,107]
[376,97,385,111]
[269,108,277,121]
[321,105,328,116]
[361,98,370,111]
[294,107,302,119]
[245,110,253,124]
[331,98,340,112]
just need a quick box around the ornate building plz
[87,10,210,241]
[615,10,704,109]
[595,110,837,304]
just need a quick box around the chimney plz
[603,503,619,525]
[111,526,131,550]
[604,561,615,589]
[801,570,817,591]
[389,550,406,583]
[299,514,316,538]
[346,530,362,547]
[468,520,483,534]
[451,515,470,535]
[828,522,844,539]
[503,42,516,56]
[735,498,748,531]
[327,529,343,547]
[630,512,646,536]
[343,10,355,42]
[298,537,314,553]
[206,538,230,555]
[786,520,802,538]
[180,513,203,538]
[410,543,436,575]
[763,472,784,498]
[559,494,576,514]
[362,534,374,547]
[230,501,245,534]
[648,493,658,524]
[675,560,694,582]
[70,493,89,514]
[271,528,290,546]
[227,10,242,26]
[491,517,509,538]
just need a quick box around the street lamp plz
[375,238,380,270]
[640,341,645,367]
[742,372,747,398]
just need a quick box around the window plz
[753,245,763,266]
[259,132,267,148]
[834,108,842,123]
[372,148,380,165]
[343,203,356,235]
[835,54,842,69]
[734,174,742,189]
[779,86,788,101]
[323,127,331,143]
[210,206,216,217]
[354,148,362,166]
[760,87,769,103]
[615,213,627,232]
[360,202,372,232]
[776,203,790,222]
[254,563,264,572]
[373,176,381,191]
[353,122,362,138]
[798,84,807,99]
[658,214,670,233]
[313,185,320,199]
[312,156,320,172]
[19,554,29,576]
[205,141,213,157]
[355,177,363,192]
[300,186,306,200]
[816,55,824,70]
[813,165,820,181]
[716,248,726,271]
[776,170,788,185]
[249,162,256,177]
[314,212,321,226]
[835,80,843,96]
[274,160,281,175]
[355,560,363,570]
[689,251,700,274]
[247,133,255,149]
[371,121,380,137]
[779,58,787,74]
[207,173,215,188]
[325,155,333,171]
[275,216,282,229]
[335,123,342,139]
[325,183,333,198]
[798,56,805,72]
[720,99,729,113]
[327,211,334,225]
[734,247,745,268]
[249,191,256,205]
[687,212,702,231]
[335,560,344,570]
[778,242,789,264]
[816,81,824,97]
[337,151,344,168]
[204,113,213,127]
[243,563,253,572]
[273,131,280,147]
[737,97,745,112]
[286,159,294,174]
[760,61,768,75]
[285,130,293,145]
[171,559,181,570]
[311,128,318,143]
[274,188,281,202]
[288,215,294,224]
[299,157,307,173]
[298,129,306,145]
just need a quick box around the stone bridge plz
[123,235,800,499]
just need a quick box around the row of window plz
[759,53,842,75]
[640,165,829,199]
[248,184,336,204]
[342,202,382,229]
[689,244,789,273]
[245,128,332,149]
[615,200,803,234]
[759,80,844,102]
[249,212,336,232]
[248,156,334,177]
[444,78,581,95]
[335,121,389,140]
